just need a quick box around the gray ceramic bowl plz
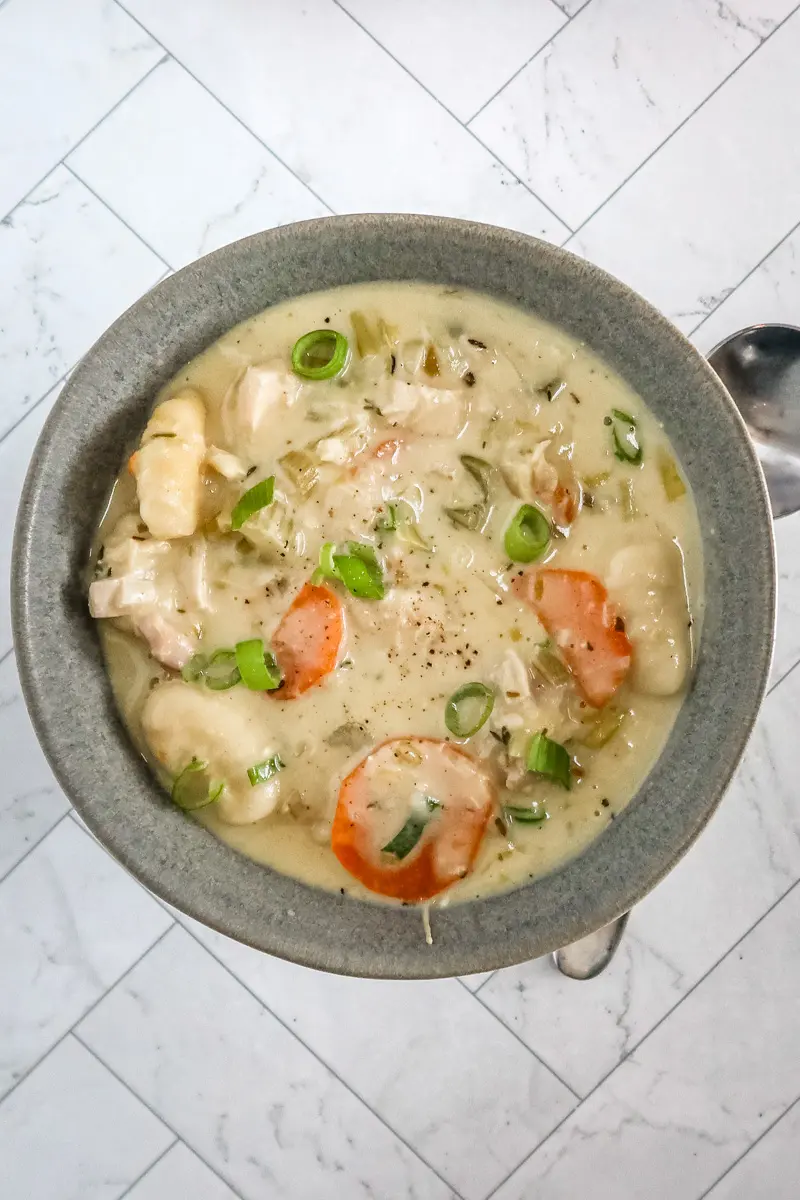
[12,215,775,978]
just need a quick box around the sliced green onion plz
[580,707,626,749]
[230,476,275,531]
[247,754,285,786]
[204,649,242,691]
[172,758,225,811]
[445,503,486,531]
[291,329,349,380]
[445,682,495,738]
[609,409,643,464]
[376,502,398,532]
[504,504,550,563]
[527,731,572,789]
[234,638,282,691]
[658,449,687,500]
[504,802,548,824]
[381,798,439,860]
[460,454,492,499]
[532,643,570,686]
[181,653,209,684]
[333,543,385,599]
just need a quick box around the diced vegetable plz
[230,476,275,531]
[514,568,632,708]
[460,455,492,498]
[181,649,241,691]
[504,801,548,824]
[423,344,440,377]
[504,503,551,563]
[331,737,495,900]
[608,409,643,464]
[444,504,485,531]
[527,730,572,789]
[577,706,626,749]
[171,757,225,811]
[658,449,687,500]
[531,643,571,686]
[291,329,349,380]
[234,639,282,691]
[271,582,344,698]
[247,755,285,786]
[444,682,495,737]
[350,311,381,357]
[444,455,493,531]
[619,478,638,521]
[279,450,319,498]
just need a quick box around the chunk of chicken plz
[89,516,205,669]
[607,540,691,696]
[142,681,281,825]
[382,381,467,437]
[132,390,207,539]
[205,444,249,481]
[222,363,301,452]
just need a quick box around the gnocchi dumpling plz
[608,541,691,697]
[132,389,207,539]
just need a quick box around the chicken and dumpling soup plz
[90,282,702,911]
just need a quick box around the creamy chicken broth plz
[90,282,703,909]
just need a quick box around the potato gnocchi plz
[90,282,703,907]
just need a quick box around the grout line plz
[697,1092,800,1199]
[0,53,168,227]
[0,646,13,669]
[65,164,173,272]
[0,922,175,1108]
[768,654,800,697]
[112,1,337,218]
[482,875,800,1199]
[0,369,70,452]
[455,977,581,1101]
[172,921,467,1200]
[473,971,496,995]
[466,2,575,125]
[687,214,800,343]
[73,1033,240,1199]
[563,1,800,245]
[117,1137,179,1200]
[330,0,572,237]
[0,810,71,888]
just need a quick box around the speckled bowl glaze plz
[12,216,775,978]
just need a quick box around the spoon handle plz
[553,912,630,980]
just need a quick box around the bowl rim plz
[12,213,776,977]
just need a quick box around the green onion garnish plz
[314,540,385,599]
[234,638,282,691]
[504,802,548,824]
[247,754,285,786]
[445,682,495,738]
[504,504,550,563]
[460,454,492,499]
[527,731,572,789]
[609,409,643,464]
[444,504,486,531]
[230,476,275,531]
[381,796,440,860]
[291,329,349,380]
[181,650,241,690]
[171,758,225,811]
[376,502,398,532]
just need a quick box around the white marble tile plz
[69,58,329,270]
[553,0,590,14]
[121,0,567,240]
[0,381,62,658]
[339,0,565,122]
[569,8,800,333]
[0,653,69,881]
[0,1036,172,1200]
[494,882,800,1199]
[459,970,495,991]
[691,223,800,355]
[0,165,164,437]
[177,920,575,1199]
[704,1098,800,1200]
[473,0,793,229]
[772,514,800,688]
[79,927,454,1200]
[0,819,172,1097]
[0,0,162,219]
[481,662,800,1095]
[126,1142,238,1200]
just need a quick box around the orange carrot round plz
[271,582,344,699]
[514,568,631,708]
[331,737,494,901]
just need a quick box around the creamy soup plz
[90,282,702,913]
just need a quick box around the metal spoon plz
[555,322,800,980]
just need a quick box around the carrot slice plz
[514,568,631,708]
[372,437,402,462]
[332,737,494,901]
[271,582,344,699]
